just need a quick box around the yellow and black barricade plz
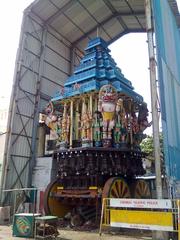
[99,198,180,239]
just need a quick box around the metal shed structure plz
[1,0,180,203]
[152,0,180,194]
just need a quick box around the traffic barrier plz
[99,198,180,239]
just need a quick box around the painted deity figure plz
[118,101,127,142]
[56,117,62,141]
[132,112,139,135]
[138,102,150,132]
[76,111,81,140]
[132,102,151,145]
[61,103,70,143]
[98,85,118,139]
[80,98,93,142]
[41,102,59,139]
[114,98,124,144]
[81,110,93,141]
[93,111,102,143]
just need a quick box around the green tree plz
[140,133,164,173]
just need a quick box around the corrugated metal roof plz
[27,0,180,51]
[29,0,142,46]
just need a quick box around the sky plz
[0,0,179,134]
[0,0,34,97]
[110,34,150,110]
[110,34,152,135]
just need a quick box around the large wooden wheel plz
[44,179,72,217]
[102,177,131,198]
[132,179,151,199]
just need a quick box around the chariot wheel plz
[44,179,71,217]
[102,177,131,198]
[131,179,151,198]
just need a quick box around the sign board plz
[110,209,173,231]
[110,198,172,209]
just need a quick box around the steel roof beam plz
[72,14,119,46]
[103,0,128,30]
[63,12,91,42]
[115,11,145,16]
[48,0,90,39]
[30,9,74,48]
[45,0,75,25]
[72,11,144,46]
[77,0,112,42]
[124,0,144,29]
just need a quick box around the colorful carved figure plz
[132,112,139,135]
[98,85,117,139]
[138,102,150,132]
[114,120,121,144]
[93,111,102,144]
[44,102,54,115]
[114,98,124,144]
[41,103,59,139]
[81,111,92,140]
[56,117,62,141]
[61,103,70,143]
[131,102,151,146]
[76,112,81,140]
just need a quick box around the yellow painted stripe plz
[89,186,98,190]
[57,186,64,190]
[110,210,173,227]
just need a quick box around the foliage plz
[140,133,164,173]
[140,133,164,157]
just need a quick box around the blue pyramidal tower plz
[52,37,143,103]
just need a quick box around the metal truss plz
[1,12,47,204]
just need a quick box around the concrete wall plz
[32,156,57,213]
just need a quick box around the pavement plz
[0,225,25,240]
[0,225,153,240]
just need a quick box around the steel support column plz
[28,27,47,187]
[145,1,167,239]
[0,11,29,204]
[0,11,46,205]
[145,0,162,199]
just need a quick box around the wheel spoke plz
[111,186,119,198]
[113,179,130,198]
[136,186,141,196]
[117,181,122,197]
[123,187,128,197]
[142,183,147,194]
[121,180,125,197]
[139,181,143,191]
[113,182,120,198]
[133,180,150,198]
[136,188,141,198]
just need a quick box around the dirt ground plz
[0,225,153,240]
[58,228,152,240]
